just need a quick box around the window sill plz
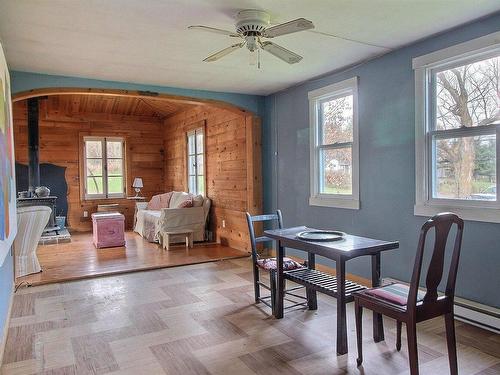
[309,196,360,210]
[414,203,500,223]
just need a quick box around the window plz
[308,77,359,209]
[414,32,500,222]
[83,137,125,199]
[187,128,205,196]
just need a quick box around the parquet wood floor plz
[16,232,248,286]
[3,258,499,375]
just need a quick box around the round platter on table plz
[296,230,345,242]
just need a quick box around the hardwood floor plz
[16,231,248,286]
[3,258,499,375]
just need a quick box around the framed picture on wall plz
[0,42,16,267]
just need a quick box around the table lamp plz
[132,177,143,197]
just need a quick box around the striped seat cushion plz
[256,257,303,271]
[365,283,425,306]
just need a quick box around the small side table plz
[161,230,193,251]
[92,212,126,249]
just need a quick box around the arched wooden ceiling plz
[12,87,254,118]
[44,94,197,119]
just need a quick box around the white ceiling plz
[0,0,499,96]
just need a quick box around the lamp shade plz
[132,177,143,188]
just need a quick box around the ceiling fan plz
[188,10,314,65]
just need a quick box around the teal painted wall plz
[0,253,13,349]
[10,71,265,115]
[263,12,500,308]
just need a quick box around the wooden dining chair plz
[353,213,464,375]
[245,210,310,315]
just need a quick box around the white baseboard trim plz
[382,277,499,333]
[0,287,14,367]
[453,297,500,334]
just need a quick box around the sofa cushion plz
[169,192,193,208]
[147,192,172,210]
[192,194,204,207]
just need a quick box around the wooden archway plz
[12,87,262,251]
[11,87,255,116]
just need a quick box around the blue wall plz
[264,13,500,308]
[0,254,13,348]
[10,71,265,115]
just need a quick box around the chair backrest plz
[407,212,464,309]
[15,206,52,256]
[245,210,283,261]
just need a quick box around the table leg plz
[275,241,285,319]
[306,253,318,310]
[372,253,385,342]
[336,258,348,355]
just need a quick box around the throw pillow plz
[177,196,193,208]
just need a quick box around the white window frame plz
[83,136,126,200]
[413,31,500,223]
[308,76,360,209]
[187,127,205,196]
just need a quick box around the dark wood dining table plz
[264,226,399,355]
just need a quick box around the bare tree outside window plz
[433,55,499,200]
[320,95,353,194]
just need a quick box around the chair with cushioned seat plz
[353,212,464,375]
[246,210,311,315]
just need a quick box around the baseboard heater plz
[382,278,499,334]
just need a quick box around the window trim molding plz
[413,31,500,223]
[82,135,126,200]
[308,76,360,210]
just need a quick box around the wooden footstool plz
[161,230,193,251]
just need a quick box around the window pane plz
[107,159,123,176]
[196,131,204,153]
[196,154,204,172]
[320,147,352,194]
[321,94,353,144]
[197,176,205,195]
[85,140,102,158]
[86,177,103,195]
[434,134,496,200]
[188,155,196,175]
[188,133,196,155]
[86,159,102,177]
[188,176,196,194]
[435,56,499,130]
[107,141,123,158]
[107,176,123,194]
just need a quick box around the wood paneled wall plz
[13,98,165,231]
[12,94,262,250]
[164,107,262,251]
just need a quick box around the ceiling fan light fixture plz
[235,10,270,35]
[189,9,313,65]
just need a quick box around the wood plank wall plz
[164,107,262,251]
[13,98,165,231]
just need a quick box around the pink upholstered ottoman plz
[92,212,126,248]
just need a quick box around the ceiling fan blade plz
[260,41,302,64]
[188,25,240,38]
[203,43,244,62]
[262,18,314,38]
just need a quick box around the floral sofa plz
[134,191,211,243]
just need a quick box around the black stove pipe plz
[27,97,40,194]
